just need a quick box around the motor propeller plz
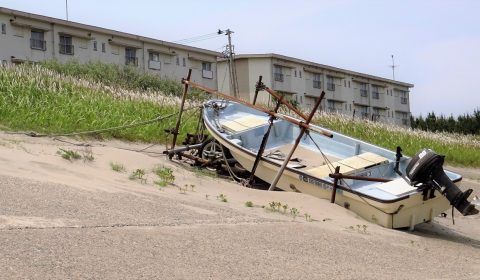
[406,149,479,216]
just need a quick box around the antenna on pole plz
[65,0,69,21]
[218,29,238,98]
[389,54,397,80]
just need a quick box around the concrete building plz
[0,7,220,89]
[218,54,414,127]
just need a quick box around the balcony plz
[327,83,335,91]
[361,112,369,119]
[30,38,46,51]
[202,70,213,79]
[313,80,321,89]
[148,60,161,70]
[401,97,408,104]
[59,44,74,55]
[125,57,138,66]
[360,89,368,97]
[274,73,284,82]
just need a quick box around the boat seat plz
[306,152,389,178]
[221,116,267,133]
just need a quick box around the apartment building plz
[218,54,413,127]
[0,7,220,89]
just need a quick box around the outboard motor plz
[406,149,479,216]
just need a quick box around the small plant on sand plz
[154,166,175,186]
[290,208,299,220]
[110,162,126,172]
[245,201,254,207]
[129,168,146,183]
[189,184,195,192]
[304,213,312,222]
[57,148,82,161]
[282,204,289,214]
[179,185,187,194]
[81,146,94,162]
[205,194,210,200]
[217,193,228,202]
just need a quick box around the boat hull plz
[206,122,452,229]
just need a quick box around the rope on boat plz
[8,106,198,138]
[305,131,394,215]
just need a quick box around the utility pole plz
[390,55,396,80]
[65,0,69,21]
[219,29,238,98]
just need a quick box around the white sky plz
[1,0,479,117]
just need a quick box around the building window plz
[175,56,180,66]
[101,42,106,52]
[294,70,297,77]
[148,52,161,70]
[360,106,369,119]
[299,71,302,78]
[182,57,186,67]
[327,100,336,112]
[400,91,408,104]
[313,73,321,88]
[1,23,6,34]
[372,85,379,99]
[274,65,284,82]
[59,35,74,55]
[360,83,368,97]
[93,41,97,51]
[30,30,46,51]
[202,62,213,79]
[125,48,138,66]
[344,80,346,87]
[348,81,351,88]
[326,76,335,91]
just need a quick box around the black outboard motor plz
[406,149,479,216]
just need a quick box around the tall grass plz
[0,63,200,143]
[313,113,480,167]
[0,62,479,167]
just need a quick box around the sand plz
[0,132,479,279]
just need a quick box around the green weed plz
[57,148,81,161]
[110,162,126,172]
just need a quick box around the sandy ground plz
[0,132,479,280]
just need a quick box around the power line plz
[173,32,222,44]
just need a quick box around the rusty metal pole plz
[182,80,333,138]
[247,95,283,187]
[268,92,325,191]
[170,69,192,158]
[330,166,341,203]
[264,87,308,120]
[252,76,262,105]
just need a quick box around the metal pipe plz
[183,80,333,138]
[263,87,308,120]
[170,69,192,158]
[330,166,341,203]
[252,76,262,105]
[328,173,392,183]
[267,92,324,191]
[247,95,283,187]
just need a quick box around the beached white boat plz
[200,99,478,229]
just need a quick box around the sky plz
[1,0,479,117]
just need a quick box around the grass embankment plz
[0,63,199,143]
[314,114,480,167]
[0,62,478,167]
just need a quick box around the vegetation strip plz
[0,62,478,167]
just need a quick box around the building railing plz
[313,80,321,89]
[360,89,368,97]
[274,73,284,82]
[372,92,379,99]
[400,97,408,104]
[327,83,335,91]
[30,38,46,51]
[59,43,74,55]
[125,57,138,66]
[148,60,161,70]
